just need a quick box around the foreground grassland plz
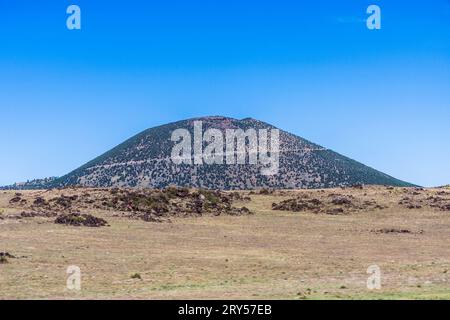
[1,186,449,299]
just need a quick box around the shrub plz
[130,273,142,280]
[55,213,108,227]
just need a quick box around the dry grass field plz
[1,186,449,300]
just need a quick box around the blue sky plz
[0,0,449,187]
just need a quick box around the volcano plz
[41,116,413,190]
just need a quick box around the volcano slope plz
[1,185,449,300]
[43,116,413,190]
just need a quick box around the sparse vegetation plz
[0,177,58,191]
[0,252,15,264]
[271,192,385,215]
[130,273,142,280]
[0,186,449,299]
[371,228,423,235]
[55,213,108,227]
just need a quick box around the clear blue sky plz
[0,0,449,187]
